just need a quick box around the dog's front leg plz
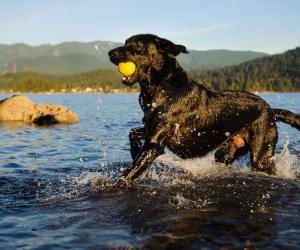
[122,142,164,181]
[129,127,144,160]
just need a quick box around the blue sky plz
[0,0,299,53]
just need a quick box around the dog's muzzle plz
[108,49,138,86]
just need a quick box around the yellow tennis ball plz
[118,62,136,76]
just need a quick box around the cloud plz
[163,22,232,37]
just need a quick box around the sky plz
[0,0,299,54]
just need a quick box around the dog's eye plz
[126,45,143,53]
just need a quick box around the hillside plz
[178,49,268,70]
[6,53,114,75]
[190,47,300,92]
[0,41,268,74]
[0,41,120,74]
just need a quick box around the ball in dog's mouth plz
[118,62,137,85]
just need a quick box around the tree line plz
[0,69,123,92]
[190,47,300,92]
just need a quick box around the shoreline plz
[0,87,140,94]
[0,87,299,95]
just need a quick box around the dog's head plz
[108,34,188,85]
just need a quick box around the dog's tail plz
[273,109,300,130]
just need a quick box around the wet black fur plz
[108,34,300,181]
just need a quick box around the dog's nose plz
[108,49,117,58]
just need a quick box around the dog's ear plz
[155,37,188,57]
[168,44,189,57]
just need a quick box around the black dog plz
[108,34,300,181]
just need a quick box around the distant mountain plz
[0,41,268,74]
[0,41,120,74]
[6,53,114,75]
[190,47,300,92]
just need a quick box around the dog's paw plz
[115,176,132,188]
[214,147,233,165]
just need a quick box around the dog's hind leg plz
[215,128,250,165]
[249,113,278,175]
[129,127,144,160]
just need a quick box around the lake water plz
[0,93,299,249]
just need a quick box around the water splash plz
[178,154,236,178]
[153,142,299,183]
[78,171,121,191]
[274,140,298,179]
[169,193,212,209]
[38,140,299,203]
[41,176,89,202]
[140,151,237,188]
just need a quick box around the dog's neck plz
[138,58,197,115]
[139,58,193,96]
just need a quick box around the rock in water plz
[0,95,79,125]
[0,95,35,122]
